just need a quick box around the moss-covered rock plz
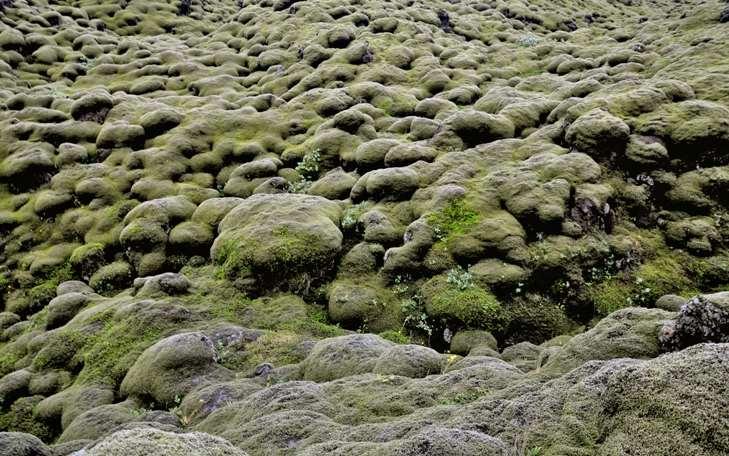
[212,194,342,291]
[0,432,52,456]
[566,108,630,160]
[449,330,498,355]
[89,261,133,294]
[372,344,444,378]
[327,278,401,332]
[82,427,248,456]
[543,307,673,374]
[442,110,516,148]
[70,91,113,122]
[46,292,90,329]
[301,334,393,382]
[422,275,505,330]
[96,122,145,149]
[121,332,233,407]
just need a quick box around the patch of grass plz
[295,148,321,180]
[280,306,345,339]
[379,329,409,344]
[341,201,369,232]
[589,253,698,315]
[428,198,480,241]
[429,284,504,328]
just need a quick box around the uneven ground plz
[1,0,729,454]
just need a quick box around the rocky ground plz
[1,0,729,454]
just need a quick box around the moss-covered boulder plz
[57,402,142,443]
[212,194,343,290]
[450,330,498,355]
[372,344,445,378]
[82,427,247,456]
[0,432,52,456]
[327,278,401,332]
[301,334,393,382]
[543,307,673,374]
[566,108,630,160]
[421,274,505,330]
[121,332,233,407]
[442,110,516,148]
[45,292,91,329]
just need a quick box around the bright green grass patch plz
[428,198,480,241]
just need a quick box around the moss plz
[589,278,635,315]
[216,225,337,284]
[23,263,74,315]
[0,396,55,441]
[638,255,697,298]
[427,198,480,242]
[424,276,505,330]
[207,293,254,324]
[32,330,86,370]
[70,243,106,278]
[0,274,9,302]
[37,262,74,285]
[0,346,23,377]
[328,277,403,333]
[233,331,306,372]
[437,388,489,406]
[76,310,167,387]
[589,253,698,315]
[279,306,344,339]
[89,261,133,295]
[379,329,409,344]
[27,282,58,313]
[182,269,344,340]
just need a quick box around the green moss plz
[182,268,345,339]
[279,307,344,339]
[0,274,9,299]
[204,287,254,323]
[424,276,505,330]
[0,346,23,377]
[499,296,573,346]
[233,331,305,371]
[77,311,167,387]
[379,329,409,344]
[89,261,133,295]
[32,330,86,370]
[427,198,480,241]
[37,262,74,285]
[438,388,488,406]
[638,256,696,298]
[214,238,253,279]
[28,282,57,311]
[216,226,334,280]
[432,286,502,326]
[0,396,55,441]
[70,242,105,267]
[589,278,635,315]
[589,253,698,315]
